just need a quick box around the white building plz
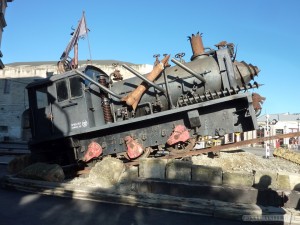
[257,113,300,148]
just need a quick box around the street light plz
[265,114,270,159]
[258,125,263,146]
[297,116,300,149]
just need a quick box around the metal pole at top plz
[297,115,300,149]
[265,114,270,159]
[83,11,93,65]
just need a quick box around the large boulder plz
[16,162,65,182]
[7,154,34,174]
[88,157,125,188]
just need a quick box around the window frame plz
[69,76,84,99]
[35,86,49,109]
[56,79,69,102]
[55,75,84,103]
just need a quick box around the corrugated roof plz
[258,113,300,122]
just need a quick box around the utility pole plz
[265,114,270,158]
[297,115,300,150]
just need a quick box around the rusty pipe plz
[188,32,205,60]
[122,64,166,93]
[121,55,170,110]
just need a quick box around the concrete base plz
[254,170,278,189]
[223,171,254,187]
[192,165,222,185]
[278,173,292,190]
[139,158,168,179]
[133,179,285,207]
[2,176,298,224]
[166,160,191,181]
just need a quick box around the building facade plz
[257,113,300,149]
[0,0,13,69]
[0,61,152,141]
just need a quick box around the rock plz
[89,157,125,188]
[119,166,138,183]
[16,162,65,182]
[7,154,33,174]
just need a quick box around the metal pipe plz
[74,69,122,99]
[122,64,166,93]
[171,58,207,83]
[188,32,205,60]
[162,70,175,109]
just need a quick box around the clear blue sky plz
[3,0,300,115]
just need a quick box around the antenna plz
[83,11,93,65]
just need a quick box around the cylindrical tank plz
[109,32,260,118]
[110,53,258,115]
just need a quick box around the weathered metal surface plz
[83,141,102,162]
[167,125,190,145]
[189,32,205,60]
[25,33,264,166]
[126,132,300,167]
[125,136,144,159]
[121,55,170,110]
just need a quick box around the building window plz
[3,79,10,94]
[0,125,8,133]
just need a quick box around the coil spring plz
[102,99,113,123]
[98,75,113,123]
[98,76,107,98]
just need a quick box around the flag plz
[60,13,88,61]
[78,15,87,38]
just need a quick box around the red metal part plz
[167,125,190,145]
[252,93,266,111]
[125,136,144,159]
[83,141,103,162]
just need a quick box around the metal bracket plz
[216,49,237,90]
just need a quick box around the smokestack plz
[188,32,205,60]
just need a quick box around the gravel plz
[192,151,300,173]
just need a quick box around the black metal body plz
[26,46,261,165]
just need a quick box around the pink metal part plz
[83,141,103,162]
[167,125,190,145]
[125,136,144,159]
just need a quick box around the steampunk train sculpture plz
[26,33,264,165]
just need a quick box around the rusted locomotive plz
[26,33,264,165]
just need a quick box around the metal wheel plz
[166,138,196,154]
